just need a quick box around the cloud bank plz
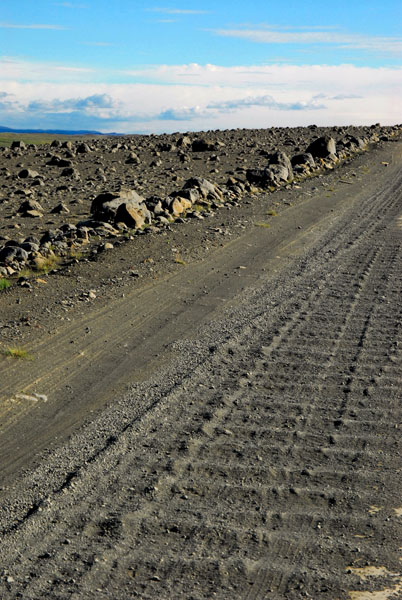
[0,60,400,133]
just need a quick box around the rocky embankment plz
[0,124,400,283]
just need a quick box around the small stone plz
[51,202,70,214]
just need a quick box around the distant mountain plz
[0,125,122,135]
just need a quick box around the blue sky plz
[0,1,401,132]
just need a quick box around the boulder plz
[61,140,73,151]
[291,153,316,168]
[46,155,72,167]
[61,167,79,178]
[182,177,223,202]
[268,151,293,180]
[91,189,151,229]
[176,187,201,204]
[169,197,192,217]
[18,168,40,179]
[150,158,162,167]
[177,135,191,148]
[192,138,216,152]
[51,202,70,214]
[246,164,290,187]
[76,142,91,154]
[125,152,140,164]
[114,204,147,229]
[10,140,26,150]
[341,135,367,150]
[31,178,45,187]
[18,199,44,216]
[158,142,176,152]
[306,136,336,158]
[0,245,29,264]
[20,241,40,254]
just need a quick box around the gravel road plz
[0,146,401,599]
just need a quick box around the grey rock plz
[150,159,162,167]
[158,142,176,152]
[268,151,293,180]
[20,241,40,253]
[246,164,290,187]
[91,189,151,229]
[18,168,40,179]
[0,245,29,264]
[51,202,70,214]
[61,140,73,150]
[10,140,26,150]
[177,136,191,148]
[291,153,316,168]
[306,136,337,158]
[18,199,44,215]
[61,167,79,178]
[183,177,223,201]
[46,155,72,167]
[31,178,45,187]
[76,143,91,154]
[125,152,140,164]
[192,138,216,152]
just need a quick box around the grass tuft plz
[34,254,60,274]
[68,248,83,261]
[255,222,271,228]
[18,268,33,279]
[3,347,32,360]
[0,278,11,290]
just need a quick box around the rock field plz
[1,124,400,283]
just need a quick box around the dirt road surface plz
[0,142,401,599]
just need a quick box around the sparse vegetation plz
[0,277,11,290]
[34,253,61,274]
[174,255,186,265]
[255,222,271,228]
[18,268,33,279]
[68,248,83,261]
[266,209,278,216]
[2,347,32,360]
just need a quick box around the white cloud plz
[0,57,94,81]
[27,93,120,114]
[81,42,114,47]
[148,8,210,14]
[207,94,326,112]
[54,2,87,7]
[0,22,67,30]
[0,61,401,132]
[212,27,402,56]
[124,62,402,94]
